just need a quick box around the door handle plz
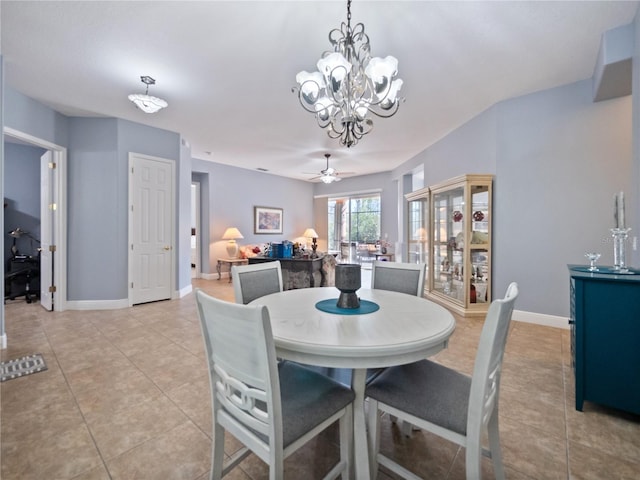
[163,246,171,251]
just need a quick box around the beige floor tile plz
[166,374,213,435]
[500,418,568,479]
[565,401,640,463]
[1,390,85,445]
[105,421,211,480]
[70,463,112,480]
[69,367,163,417]
[568,440,640,480]
[85,394,189,460]
[0,367,71,416]
[500,384,566,438]
[1,422,103,480]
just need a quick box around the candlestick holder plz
[610,227,631,272]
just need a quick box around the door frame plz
[191,181,201,279]
[3,127,67,312]
[127,152,176,306]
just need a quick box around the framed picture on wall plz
[254,206,283,234]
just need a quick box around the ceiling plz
[1,1,638,182]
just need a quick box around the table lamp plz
[303,228,319,257]
[222,227,244,258]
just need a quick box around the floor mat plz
[0,353,48,382]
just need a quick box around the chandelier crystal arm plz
[293,0,403,148]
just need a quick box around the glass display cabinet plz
[405,187,429,270]
[429,174,493,317]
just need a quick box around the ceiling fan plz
[307,154,354,184]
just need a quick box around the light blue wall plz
[192,159,314,274]
[67,118,120,300]
[4,88,68,147]
[496,80,630,317]
[391,79,632,317]
[4,143,45,263]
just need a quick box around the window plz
[328,194,381,251]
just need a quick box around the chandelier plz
[293,0,403,148]
[128,76,168,114]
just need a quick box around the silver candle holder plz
[610,227,631,272]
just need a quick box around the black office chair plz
[5,255,40,304]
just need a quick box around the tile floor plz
[1,277,639,480]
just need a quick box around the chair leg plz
[465,424,483,480]
[339,405,353,480]
[211,422,225,480]
[487,411,506,480]
[366,399,381,477]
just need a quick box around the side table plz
[374,253,395,262]
[216,258,248,283]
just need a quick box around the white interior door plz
[130,154,174,305]
[40,151,54,311]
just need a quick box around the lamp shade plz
[303,228,319,239]
[222,227,243,258]
[222,227,244,240]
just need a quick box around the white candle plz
[619,191,625,229]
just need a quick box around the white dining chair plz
[232,260,283,304]
[370,260,427,434]
[371,261,426,296]
[195,289,355,480]
[365,282,519,480]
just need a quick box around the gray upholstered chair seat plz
[366,360,471,436]
[264,361,355,446]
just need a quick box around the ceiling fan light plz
[321,175,335,184]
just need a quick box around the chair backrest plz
[467,282,518,437]
[232,261,283,304]
[371,261,426,297]
[195,289,283,452]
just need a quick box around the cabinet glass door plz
[407,196,428,265]
[432,186,464,305]
[470,186,490,304]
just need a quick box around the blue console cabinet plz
[568,265,640,415]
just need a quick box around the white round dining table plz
[250,286,456,480]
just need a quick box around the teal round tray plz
[315,298,380,315]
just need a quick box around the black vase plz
[335,263,361,309]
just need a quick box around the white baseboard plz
[202,272,220,281]
[178,284,193,298]
[512,309,569,330]
[65,299,130,310]
[0,333,7,349]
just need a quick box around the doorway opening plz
[2,127,67,312]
